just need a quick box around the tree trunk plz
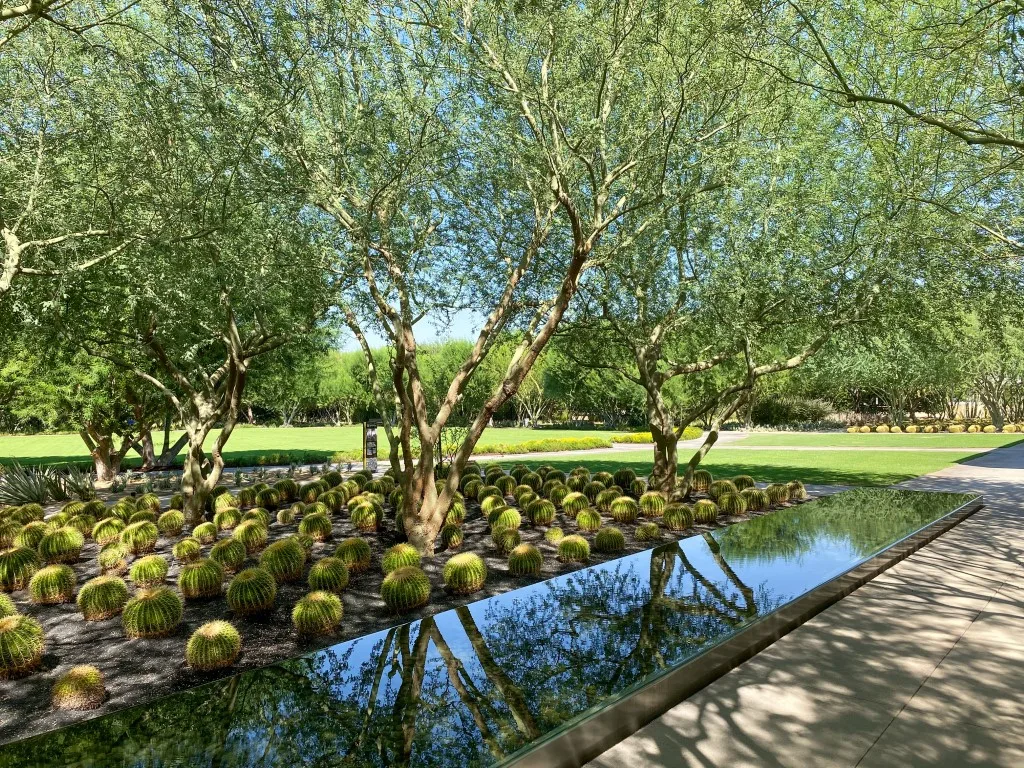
[648,429,679,495]
[134,429,156,471]
[181,426,211,526]
[79,427,122,482]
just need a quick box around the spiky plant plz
[462,479,483,500]
[67,514,96,538]
[122,587,183,638]
[548,484,570,506]
[213,492,239,513]
[691,469,713,492]
[610,497,639,524]
[639,492,667,518]
[259,539,306,583]
[135,493,161,514]
[544,527,565,543]
[213,508,242,531]
[293,591,343,635]
[627,478,646,498]
[242,508,272,527]
[254,489,281,511]
[545,469,567,485]
[708,480,738,501]
[594,527,625,553]
[178,558,225,599]
[787,480,808,500]
[77,576,129,621]
[0,546,40,592]
[732,475,756,491]
[172,537,202,564]
[81,500,107,518]
[185,621,242,671]
[570,466,590,479]
[47,512,70,528]
[13,521,47,550]
[741,488,770,511]
[39,526,85,564]
[493,528,521,555]
[169,493,185,510]
[663,504,693,531]
[297,512,333,542]
[226,567,277,616]
[0,593,15,618]
[480,494,507,516]
[381,566,431,613]
[766,483,791,504]
[0,614,44,679]
[443,552,487,594]
[61,500,86,517]
[157,511,185,537]
[445,503,466,527]
[276,508,296,526]
[594,488,618,513]
[490,507,522,533]
[382,543,420,574]
[591,471,613,486]
[491,475,514,496]
[0,520,20,550]
[128,510,157,525]
[130,555,169,588]
[583,481,606,503]
[318,490,345,514]
[576,509,602,532]
[120,521,159,555]
[693,499,719,524]
[210,539,248,572]
[51,665,106,710]
[611,468,636,489]
[635,522,661,542]
[520,472,542,492]
[557,535,590,564]
[108,502,133,523]
[236,488,256,509]
[335,538,372,574]
[97,542,129,575]
[308,557,349,593]
[350,504,380,532]
[224,515,266,552]
[507,544,543,577]
[274,478,299,503]
[561,491,589,517]
[29,564,76,604]
[526,499,556,526]
[566,475,588,492]
[291,533,315,556]
[440,524,464,551]
[718,492,748,516]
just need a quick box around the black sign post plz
[362,419,380,473]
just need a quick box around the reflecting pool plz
[0,488,976,768]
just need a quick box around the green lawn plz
[0,426,626,469]
[731,432,1024,449]
[516,449,984,487]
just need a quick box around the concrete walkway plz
[589,443,1024,768]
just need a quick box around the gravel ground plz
[0,483,816,746]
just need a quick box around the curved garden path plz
[589,441,1024,768]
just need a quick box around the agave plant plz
[61,465,97,501]
[0,463,54,505]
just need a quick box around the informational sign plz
[363,419,380,473]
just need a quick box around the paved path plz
[589,442,1024,768]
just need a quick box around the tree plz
[315,350,372,426]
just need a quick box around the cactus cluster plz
[0,614,45,679]
[382,543,421,574]
[787,480,808,500]
[490,507,522,533]
[493,528,521,555]
[557,535,590,564]
[663,503,693,531]
[178,558,224,599]
[29,565,77,604]
[766,483,791,504]
[308,557,350,593]
[381,566,431,613]
[122,587,183,638]
[52,665,106,710]
[226,567,277,616]
[186,621,242,670]
[77,575,129,621]
[443,552,487,594]
[260,539,306,583]
[97,542,130,575]
[130,555,169,588]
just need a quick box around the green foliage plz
[136,494,161,514]
[120,521,159,554]
[276,508,296,526]
[29,564,76,604]
[0,593,15,618]
[259,539,306,583]
[226,568,277,616]
[178,558,224,599]
[548,484,570,506]
[480,494,507,516]
[787,480,808,500]
[169,494,185,510]
[741,487,770,511]
[583,481,606,503]
[172,537,202,563]
[440,524,464,551]
[186,621,242,670]
[635,522,661,542]
[77,575,129,621]
[612,468,637,489]
[595,488,619,513]
[594,527,625,553]
[232,520,269,554]
[629,478,647,497]
[610,496,639,524]
[663,503,693,531]
[691,469,713,492]
[766,483,791,504]
[214,493,238,512]
[274,478,299,503]
[254,488,281,511]
[128,510,157,525]
[576,508,602,531]
[0,614,45,679]
[639,492,667,518]
[493,528,521,555]
[308,557,349,593]
[210,539,248,572]
[335,538,371,574]
[242,508,272,527]
[557,535,590,564]
[39,526,85,564]
[693,499,719,524]
[445,502,466,527]
[97,542,130,575]
[122,588,183,639]
[298,512,333,542]
[382,543,420,574]
[129,555,169,588]
[51,665,106,710]
[293,591,343,635]
[237,488,257,509]
[157,511,185,537]
[544,526,565,543]
[67,514,96,537]
[381,567,431,613]
[566,475,588,492]
[508,544,543,576]
[718,492,748,516]
[443,552,487,594]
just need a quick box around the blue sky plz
[338,309,483,351]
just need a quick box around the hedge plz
[471,436,612,456]
[611,427,703,444]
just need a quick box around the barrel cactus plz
[275,478,299,502]
[593,488,616,513]
[171,537,202,564]
[732,475,756,491]
[212,508,242,532]
[0,594,15,618]
[693,499,719,524]
[0,521,23,550]
[493,528,521,555]
[581,481,604,503]
[381,543,419,575]
[52,665,106,710]
[708,480,738,501]
[229,520,267,555]
[122,587,183,638]
[350,503,380,532]
[117,521,158,555]
[609,496,639,524]
[29,564,76,604]
[787,480,808,500]
[77,575,129,621]
[480,494,507,516]
[210,539,248,572]
[226,567,277,616]
[766,483,791,504]
[129,510,157,525]
[0,547,39,592]
[178,558,224,600]
[576,508,602,532]
[566,475,587,492]
[186,621,242,670]
[39,526,85,564]
[156,511,185,537]
[308,557,349,593]
[637,492,666,518]
[254,488,281,511]
[663,503,694,531]
[130,555,169,588]
[381,566,431,613]
[490,507,522,533]
[67,514,96,538]
[741,488,770,511]
[98,542,130,575]
[635,522,661,542]
[13,521,47,550]
[243,508,273,526]
[594,527,625,553]
[557,535,590,563]
[440,524,464,551]
[561,491,589,517]
[443,552,487,594]
[544,526,565,543]
[168,493,185,510]
[507,544,542,577]
[298,512,333,542]
[548,484,570,506]
[718,492,748,516]
[335,538,372,574]
[260,539,307,583]
[289,591,341,636]
[527,499,556,526]
[691,469,713,492]
[0,614,44,679]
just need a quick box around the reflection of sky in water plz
[1,489,976,768]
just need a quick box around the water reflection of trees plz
[3,538,779,768]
